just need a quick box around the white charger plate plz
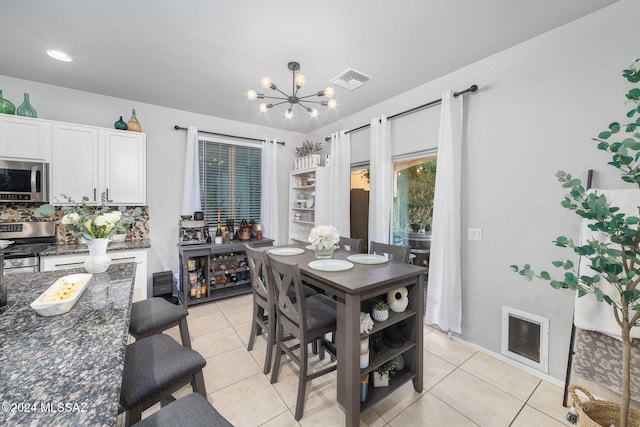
[347,254,389,265]
[30,273,93,317]
[308,259,354,272]
[269,247,305,256]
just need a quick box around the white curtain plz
[426,90,464,334]
[329,131,351,236]
[181,126,201,215]
[368,116,392,244]
[261,139,280,244]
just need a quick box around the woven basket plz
[569,384,640,427]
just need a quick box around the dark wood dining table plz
[268,244,427,427]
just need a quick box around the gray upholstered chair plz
[119,334,207,426]
[128,297,191,348]
[133,393,232,427]
[369,241,411,263]
[338,236,364,253]
[268,255,337,421]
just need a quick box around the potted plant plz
[373,359,397,387]
[372,299,390,322]
[112,206,142,241]
[512,58,640,427]
[295,140,322,157]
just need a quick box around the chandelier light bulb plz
[309,108,318,118]
[323,87,335,98]
[247,90,257,100]
[295,74,305,87]
[327,99,337,109]
[261,77,272,88]
[285,109,293,119]
[259,103,268,112]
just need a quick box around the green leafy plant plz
[373,300,389,311]
[375,359,397,376]
[512,58,640,427]
[295,140,322,157]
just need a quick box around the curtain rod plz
[174,125,285,145]
[323,84,478,141]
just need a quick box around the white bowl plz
[0,240,14,249]
[110,234,127,243]
[30,273,93,316]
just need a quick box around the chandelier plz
[247,61,336,118]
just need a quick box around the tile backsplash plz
[0,203,150,244]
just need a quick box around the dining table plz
[0,263,137,427]
[268,244,427,427]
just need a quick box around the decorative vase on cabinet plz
[127,108,141,132]
[0,90,15,114]
[16,93,37,118]
[114,116,128,130]
[84,238,111,274]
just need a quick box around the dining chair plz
[267,255,337,421]
[369,241,411,263]
[245,244,319,374]
[338,236,364,253]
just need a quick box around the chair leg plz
[263,311,276,375]
[125,406,143,427]
[294,339,309,421]
[247,306,259,352]
[192,370,207,396]
[178,317,192,349]
[270,324,283,384]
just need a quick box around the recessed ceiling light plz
[46,49,72,62]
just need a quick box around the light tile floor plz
[133,294,577,426]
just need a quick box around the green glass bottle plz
[0,90,15,115]
[16,93,37,118]
[114,116,128,130]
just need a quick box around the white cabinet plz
[51,123,146,205]
[40,249,148,302]
[288,167,330,244]
[0,115,51,161]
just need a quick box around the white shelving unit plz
[288,166,330,244]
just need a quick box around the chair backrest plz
[244,245,274,306]
[369,241,410,263]
[338,236,364,253]
[267,255,306,340]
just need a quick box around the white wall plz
[305,0,638,380]
[0,76,303,295]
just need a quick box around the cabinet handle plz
[93,188,97,201]
[106,188,113,203]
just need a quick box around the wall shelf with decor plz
[288,166,330,244]
[177,238,273,306]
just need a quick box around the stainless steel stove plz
[0,222,56,275]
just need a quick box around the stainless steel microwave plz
[0,159,49,203]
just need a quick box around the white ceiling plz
[0,1,619,134]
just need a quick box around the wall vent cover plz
[330,68,371,91]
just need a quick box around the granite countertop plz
[39,238,151,257]
[0,263,137,426]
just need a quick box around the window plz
[198,136,262,228]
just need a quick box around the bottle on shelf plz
[215,220,223,244]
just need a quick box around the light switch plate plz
[468,228,482,241]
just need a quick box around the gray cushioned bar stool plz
[120,334,207,426]
[133,393,232,427]
[129,297,191,348]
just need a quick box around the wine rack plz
[178,238,273,305]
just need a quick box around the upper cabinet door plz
[0,115,51,161]
[51,123,99,204]
[103,130,146,205]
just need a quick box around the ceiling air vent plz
[330,68,371,91]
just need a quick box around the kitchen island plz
[0,263,137,426]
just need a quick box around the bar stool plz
[129,297,191,348]
[120,334,207,426]
[133,393,232,427]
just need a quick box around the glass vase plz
[16,93,37,118]
[114,116,128,130]
[127,108,141,132]
[0,90,15,114]
[315,244,335,259]
[84,238,111,273]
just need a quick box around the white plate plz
[305,244,339,250]
[269,247,305,256]
[308,259,354,272]
[347,254,389,265]
[30,273,93,317]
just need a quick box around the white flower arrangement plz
[308,224,339,249]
